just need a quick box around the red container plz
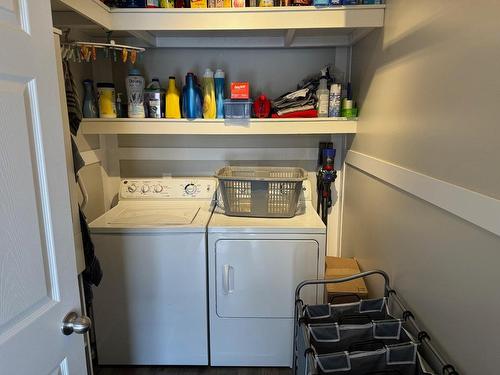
[230,82,250,100]
[253,95,271,118]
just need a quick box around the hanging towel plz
[63,60,82,136]
[79,208,103,304]
[62,60,102,302]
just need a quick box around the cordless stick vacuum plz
[317,146,337,225]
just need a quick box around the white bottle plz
[316,67,329,118]
[126,69,145,118]
[328,83,342,117]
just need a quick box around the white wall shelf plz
[80,118,357,135]
[51,0,384,47]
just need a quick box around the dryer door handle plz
[223,264,234,295]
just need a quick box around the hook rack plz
[61,36,146,64]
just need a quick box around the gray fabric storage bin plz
[311,342,433,375]
[304,298,392,325]
[309,319,410,355]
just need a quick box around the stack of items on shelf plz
[81,66,357,120]
[271,66,357,119]
[101,0,383,8]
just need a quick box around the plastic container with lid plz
[223,100,253,119]
[97,83,117,118]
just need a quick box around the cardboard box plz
[325,257,368,302]
[190,0,207,7]
[231,82,250,99]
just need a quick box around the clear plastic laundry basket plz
[216,166,307,218]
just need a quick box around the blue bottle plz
[82,79,98,118]
[182,73,202,119]
[214,69,225,119]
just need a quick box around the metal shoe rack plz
[294,270,460,375]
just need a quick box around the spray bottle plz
[316,67,329,118]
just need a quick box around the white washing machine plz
[89,177,216,365]
[207,181,326,367]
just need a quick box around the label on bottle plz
[148,99,161,118]
[318,93,329,116]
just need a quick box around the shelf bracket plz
[128,31,157,47]
[284,29,296,48]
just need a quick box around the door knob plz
[62,311,92,336]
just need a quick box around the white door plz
[215,239,320,318]
[0,1,88,374]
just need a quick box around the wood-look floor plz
[97,366,292,375]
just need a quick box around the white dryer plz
[207,181,326,367]
[89,177,216,365]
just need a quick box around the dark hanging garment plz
[62,59,102,302]
[71,137,84,175]
[62,60,82,136]
[79,208,103,304]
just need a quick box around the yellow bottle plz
[202,69,216,119]
[166,76,181,119]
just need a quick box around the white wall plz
[343,1,500,373]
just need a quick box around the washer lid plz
[107,206,200,225]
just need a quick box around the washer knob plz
[127,184,137,193]
[184,183,197,195]
[141,184,150,193]
[154,184,163,193]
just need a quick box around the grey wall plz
[111,47,348,100]
[343,1,500,373]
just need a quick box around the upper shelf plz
[51,0,385,47]
[80,118,357,135]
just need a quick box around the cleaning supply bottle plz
[116,93,125,118]
[214,69,225,119]
[166,76,181,119]
[328,83,341,117]
[82,79,98,118]
[202,69,216,119]
[145,78,166,118]
[126,69,145,118]
[182,73,202,119]
[316,67,329,118]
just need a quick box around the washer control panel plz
[120,178,216,200]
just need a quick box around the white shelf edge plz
[110,5,385,31]
[80,118,357,135]
[110,5,385,14]
[53,2,385,47]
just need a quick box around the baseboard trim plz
[346,150,500,237]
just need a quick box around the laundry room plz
[1,1,499,375]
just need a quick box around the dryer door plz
[215,239,319,318]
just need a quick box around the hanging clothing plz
[63,60,82,136]
[79,208,103,304]
[63,59,102,302]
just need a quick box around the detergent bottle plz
[126,69,145,118]
[214,69,225,119]
[202,68,216,119]
[166,76,181,119]
[182,73,202,119]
